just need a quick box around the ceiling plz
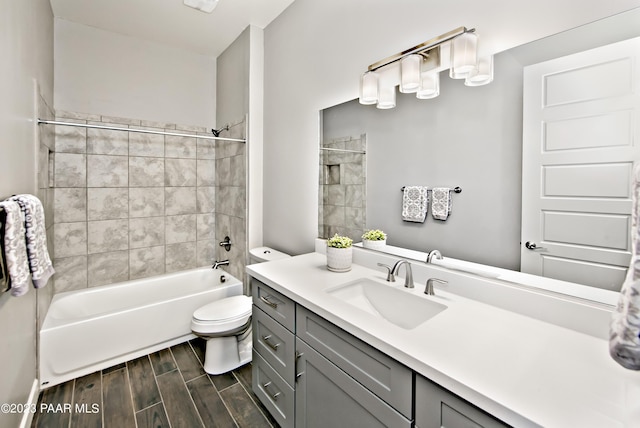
[48,0,296,57]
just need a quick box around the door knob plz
[525,241,547,251]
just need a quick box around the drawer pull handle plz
[262,381,281,400]
[262,335,281,351]
[260,295,278,309]
[295,351,304,381]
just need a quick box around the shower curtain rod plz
[320,147,366,154]
[37,120,246,143]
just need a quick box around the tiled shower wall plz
[318,134,366,241]
[52,111,247,294]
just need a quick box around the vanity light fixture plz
[358,27,490,108]
[449,31,478,79]
[416,71,440,99]
[465,55,494,86]
[359,71,379,105]
[400,54,422,93]
[377,84,397,109]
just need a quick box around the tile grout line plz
[186,340,240,428]
[148,354,173,428]
[68,378,76,428]
[168,346,207,428]
[232,369,277,428]
[123,363,139,428]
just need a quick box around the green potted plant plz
[361,229,387,250]
[326,234,353,272]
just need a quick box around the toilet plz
[191,247,290,375]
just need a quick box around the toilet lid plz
[193,295,252,322]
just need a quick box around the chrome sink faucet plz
[425,278,447,295]
[212,259,230,269]
[426,250,442,263]
[392,259,414,288]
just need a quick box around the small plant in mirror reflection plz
[362,229,387,241]
[327,234,353,248]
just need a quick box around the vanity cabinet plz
[251,278,508,428]
[415,376,510,428]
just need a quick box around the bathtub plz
[39,267,243,389]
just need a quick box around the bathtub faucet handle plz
[220,236,232,252]
[212,260,230,269]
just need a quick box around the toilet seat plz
[191,295,252,335]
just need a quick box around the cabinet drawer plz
[253,351,295,428]
[295,339,411,428]
[296,306,413,418]
[252,279,295,332]
[252,306,296,386]
[415,375,510,428]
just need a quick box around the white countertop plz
[246,252,640,428]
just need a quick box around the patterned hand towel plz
[10,194,54,289]
[0,200,31,296]
[402,186,429,223]
[431,188,452,221]
[610,165,640,370]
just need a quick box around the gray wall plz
[54,19,216,128]
[322,53,524,270]
[262,0,639,257]
[0,0,54,426]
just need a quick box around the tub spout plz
[212,260,230,269]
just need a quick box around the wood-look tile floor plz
[31,338,279,428]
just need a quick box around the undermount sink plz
[327,278,447,329]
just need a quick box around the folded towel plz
[402,186,429,223]
[0,200,31,296]
[610,165,640,370]
[10,194,54,289]
[0,209,8,292]
[431,188,452,221]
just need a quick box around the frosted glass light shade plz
[377,84,396,109]
[449,32,478,79]
[465,56,494,86]
[416,71,440,99]
[400,54,421,93]
[359,72,379,105]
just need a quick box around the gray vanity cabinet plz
[415,376,510,428]
[295,339,411,428]
[251,278,509,428]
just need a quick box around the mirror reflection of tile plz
[319,134,366,241]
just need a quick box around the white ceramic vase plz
[362,239,386,251]
[326,246,352,272]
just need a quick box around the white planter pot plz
[326,246,352,272]
[362,239,386,251]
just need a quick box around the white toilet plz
[191,247,290,375]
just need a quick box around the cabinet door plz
[296,306,413,418]
[415,376,510,428]
[295,339,411,428]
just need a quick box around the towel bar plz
[401,186,462,193]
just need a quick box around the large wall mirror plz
[319,8,640,299]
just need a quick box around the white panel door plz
[521,37,640,291]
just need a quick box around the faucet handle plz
[377,263,395,282]
[425,278,447,296]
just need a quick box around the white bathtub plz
[39,267,243,388]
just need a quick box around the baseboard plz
[19,378,39,428]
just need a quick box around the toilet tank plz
[249,247,291,264]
